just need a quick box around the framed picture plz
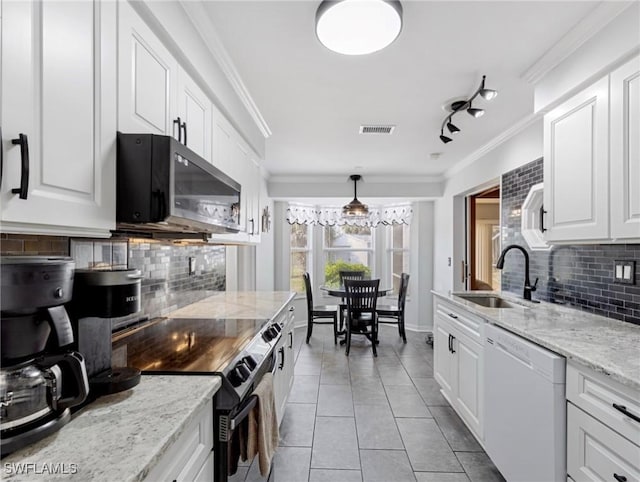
[261,206,271,233]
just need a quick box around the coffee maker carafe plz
[0,257,89,457]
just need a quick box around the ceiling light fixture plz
[342,174,369,217]
[439,75,497,144]
[315,0,403,56]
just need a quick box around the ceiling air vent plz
[359,125,396,135]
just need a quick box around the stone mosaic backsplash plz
[0,234,226,330]
[501,158,640,324]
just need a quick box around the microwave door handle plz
[181,121,187,147]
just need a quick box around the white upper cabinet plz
[610,55,640,240]
[1,0,116,237]
[118,1,177,136]
[543,76,609,243]
[543,54,640,243]
[177,67,212,162]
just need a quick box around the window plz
[323,224,373,286]
[388,223,410,293]
[290,223,311,293]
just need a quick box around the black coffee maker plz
[0,257,90,457]
[70,269,142,396]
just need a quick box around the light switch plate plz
[614,260,635,284]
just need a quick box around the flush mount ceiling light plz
[316,0,403,55]
[343,174,369,217]
[439,75,498,144]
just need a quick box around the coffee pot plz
[0,257,89,457]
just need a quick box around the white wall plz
[433,120,544,295]
[256,176,275,291]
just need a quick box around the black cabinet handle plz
[11,134,29,199]
[612,403,640,423]
[540,206,547,233]
[613,474,627,482]
[173,117,182,143]
[448,334,452,353]
[288,331,293,348]
[450,335,456,354]
[181,121,187,147]
[448,313,458,319]
[278,347,285,370]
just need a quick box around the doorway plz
[467,186,501,290]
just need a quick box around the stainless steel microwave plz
[116,133,241,235]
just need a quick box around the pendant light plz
[316,0,403,56]
[342,175,369,217]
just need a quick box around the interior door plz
[466,187,501,290]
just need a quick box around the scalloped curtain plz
[286,203,412,227]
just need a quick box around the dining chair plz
[376,273,410,343]
[303,272,338,344]
[337,270,365,329]
[344,279,380,357]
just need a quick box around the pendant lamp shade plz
[343,175,369,216]
[316,0,403,56]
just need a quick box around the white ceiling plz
[203,1,600,178]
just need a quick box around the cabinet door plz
[454,334,483,439]
[567,403,640,482]
[212,107,236,178]
[543,76,609,242]
[118,1,177,136]
[177,67,212,162]
[248,158,262,239]
[433,316,455,399]
[273,336,287,426]
[610,55,640,240]
[1,0,116,236]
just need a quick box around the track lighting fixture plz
[439,75,497,144]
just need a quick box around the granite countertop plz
[2,376,221,481]
[432,290,640,391]
[165,291,296,320]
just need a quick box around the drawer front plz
[145,398,214,481]
[435,299,485,343]
[568,403,640,482]
[567,362,640,446]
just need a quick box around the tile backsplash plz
[501,158,640,324]
[1,235,226,329]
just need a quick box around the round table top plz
[320,285,393,297]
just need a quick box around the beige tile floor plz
[230,325,505,482]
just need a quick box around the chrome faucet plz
[496,244,538,301]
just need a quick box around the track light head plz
[439,133,452,144]
[467,107,485,118]
[446,121,460,134]
[479,88,498,101]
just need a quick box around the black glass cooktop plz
[111,317,270,374]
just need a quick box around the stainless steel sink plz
[455,294,514,308]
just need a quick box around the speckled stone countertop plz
[2,376,221,481]
[165,291,296,320]
[432,290,640,391]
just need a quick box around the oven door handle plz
[230,395,257,431]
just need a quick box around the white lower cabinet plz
[273,304,295,426]
[433,300,484,441]
[566,362,640,482]
[145,398,214,481]
[567,404,640,482]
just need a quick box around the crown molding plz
[522,2,634,84]
[444,112,542,180]
[179,1,272,139]
[268,174,445,184]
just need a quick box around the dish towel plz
[243,372,279,477]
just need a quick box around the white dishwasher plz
[485,323,566,482]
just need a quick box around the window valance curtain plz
[286,203,412,227]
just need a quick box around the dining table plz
[320,284,393,344]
